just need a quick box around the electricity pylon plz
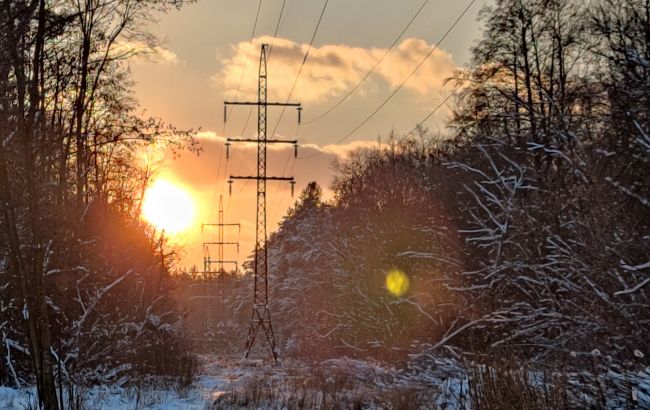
[202,195,240,277]
[224,43,300,362]
[201,195,240,338]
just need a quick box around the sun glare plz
[386,269,410,297]
[142,179,195,234]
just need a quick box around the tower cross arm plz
[230,176,294,181]
[202,223,241,228]
[203,259,239,266]
[224,101,301,107]
[227,138,297,144]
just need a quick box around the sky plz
[130,0,486,270]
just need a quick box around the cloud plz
[298,140,377,159]
[194,131,376,162]
[110,40,181,65]
[216,36,457,103]
[152,46,180,65]
[195,131,224,142]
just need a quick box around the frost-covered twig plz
[614,278,650,296]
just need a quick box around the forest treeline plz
[0,1,197,408]
[229,0,650,367]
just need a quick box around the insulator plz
[294,143,298,158]
[225,142,231,159]
[297,107,302,124]
[236,243,240,253]
[290,180,296,197]
[223,106,227,124]
[228,180,233,195]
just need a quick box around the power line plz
[228,0,289,160]
[267,0,287,59]
[228,0,292,221]
[330,0,476,145]
[228,0,264,113]
[265,0,328,222]
[251,1,263,43]
[268,104,298,223]
[298,0,477,159]
[270,0,329,138]
[220,0,263,191]
[222,0,270,221]
[404,90,456,138]
[228,0,287,167]
[271,146,297,222]
[303,0,432,125]
[208,140,223,221]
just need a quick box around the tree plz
[0,1,195,407]
[446,0,649,360]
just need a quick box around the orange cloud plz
[217,36,457,103]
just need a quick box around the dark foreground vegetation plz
[256,0,650,364]
[0,0,198,408]
[1,0,649,408]
[217,0,649,361]
[218,0,649,406]
[212,363,640,410]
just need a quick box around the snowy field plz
[0,354,647,409]
[0,355,235,409]
[0,354,469,409]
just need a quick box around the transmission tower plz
[224,43,301,362]
[201,195,240,338]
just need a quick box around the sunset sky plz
[131,0,486,270]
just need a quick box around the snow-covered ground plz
[0,354,464,409]
[0,377,213,409]
[0,355,238,409]
[0,354,647,409]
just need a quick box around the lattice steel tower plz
[224,43,300,362]
[201,195,240,338]
[202,195,240,277]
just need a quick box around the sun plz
[142,179,195,234]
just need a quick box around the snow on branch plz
[606,177,650,208]
[614,278,650,296]
[621,261,650,272]
[74,269,134,331]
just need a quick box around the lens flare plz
[386,269,409,297]
[142,179,195,234]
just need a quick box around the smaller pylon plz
[201,195,241,278]
[200,195,241,340]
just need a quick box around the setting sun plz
[142,179,195,234]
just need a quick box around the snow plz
[0,384,208,409]
[0,355,233,409]
[614,277,650,295]
[0,355,647,409]
[0,387,27,409]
